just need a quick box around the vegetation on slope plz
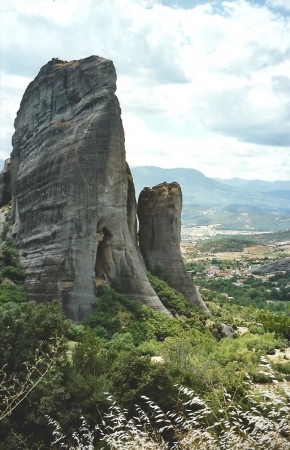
[0,223,290,448]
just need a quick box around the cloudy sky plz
[1,0,290,180]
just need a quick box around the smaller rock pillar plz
[138,182,210,313]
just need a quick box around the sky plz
[1,0,290,181]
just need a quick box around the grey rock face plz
[253,258,290,274]
[0,159,11,208]
[11,56,168,320]
[212,325,236,339]
[212,324,236,339]
[137,182,210,313]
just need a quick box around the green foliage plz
[110,278,122,293]
[1,222,10,241]
[1,208,12,241]
[257,310,290,340]
[0,282,28,304]
[185,259,207,274]
[108,350,177,412]
[0,300,70,448]
[198,274,290,313]
[195,237,255,254]
[0,300,68,373]
[49,362,290,450]
[0,238,20,267]
[82,285,142,339]
[0,265,26,281]
[65,320,86,341]
[0,237,28,306]
[273,361,290,378]
[135,305,186,341]
[151,264,170,283]
[147,272,199,317]
[0,238,28,297]
[2,240,290,449]
[109,332,135,352]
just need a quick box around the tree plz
[0,337,63,421]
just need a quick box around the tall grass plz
[48,357,290,449]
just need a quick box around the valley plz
[181,230,290,316]
[132,166,290,233]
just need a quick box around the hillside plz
[131,166,290,210]
[2,230,290,448]
[131,166,290,232]
[213,177,290,192]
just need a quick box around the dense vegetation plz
[1,231,290,448]
[181,208,290,232]
[249,228,290,245]
[192,237,256,254]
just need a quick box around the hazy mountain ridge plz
[131,166,290,211]
[213,177,290,192]
[131,166,290,232]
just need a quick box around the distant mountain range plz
[131,166,290,211]
[131,166,290,232]
[0,159,288,231]
[213,177,290,192]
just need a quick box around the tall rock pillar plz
[11,56,168,320]
[0,159,11,208]
[138,182,210,313]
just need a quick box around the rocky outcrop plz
[212,324,236,339]
[11,56,168,321]
[0,159,11,208]
[137,182,210,313]
[253,257,290,274]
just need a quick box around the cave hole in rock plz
[95,223,113,283]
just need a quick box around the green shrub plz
[82,286,142,339]
[0,265,26,281]
[0,238,20,267]
[0,282,28,304]
[147,272,197,317]
[66,321,85,341]
[1,222,10,241]
[273,361,290,376]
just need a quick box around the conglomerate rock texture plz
[11,56,168,320]
[138,182,210,313]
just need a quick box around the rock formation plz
[253,257,290,274]
[10,56,169,320]
[0,159,11,208]
[137,182,210,313]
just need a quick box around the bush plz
[0,300,69,448]
[82,286,143,339]
[147,272,198,317]
[0,282,28,304]
[0,238,20,267]
[66,321,85,341]
[48,362,290,450]
[108,350,177,412]
[273,361,290,377]
[0,265,26,281]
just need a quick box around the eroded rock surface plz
[253,257,290,274]
[138,182,210,313]
[11,56,168,320]
[0,159,11,208]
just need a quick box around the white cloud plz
[123,114,290,181]
[1,0,290,180]
[267,0,290,11]
[0,73,32,157]
[3,0,93,26]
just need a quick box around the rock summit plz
[8,56,208,320]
